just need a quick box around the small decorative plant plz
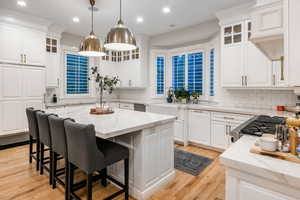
[89,66,120,108]
[166,87,174,103]
[191,92,201,104]
[174,88,190,104]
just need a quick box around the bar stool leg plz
[29,135,33,163]
[51,151,57,188]
[124,158,129,200]
[68,162,74,200]
[100,168,107,187]
[65,158,69,200]
[36,139,40,171]
[87,173,93,200]
[40,143,44,175]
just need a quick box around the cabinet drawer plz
[212,112,252,123]
[119,103,134,110]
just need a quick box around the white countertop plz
[150,102,294,117]
[220,135,300,188]
[46,105,176,139]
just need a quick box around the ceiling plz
[0,0,254,37]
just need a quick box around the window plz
[156,56,165,94]
[132,48,140,59]
[172,55,185,91]
[102,50,110,61]
[117,52,122,62]
[210,49,215,96]
[123,51,130,61]
[112,51,117,62]
[66,54,89,95]
[188,52,203,94]
[46,38,57,53]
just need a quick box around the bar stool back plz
[64,120,129,200]
[36,111,56,185]
[25,107,41,171]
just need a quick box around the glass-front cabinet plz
[223,23,243,45]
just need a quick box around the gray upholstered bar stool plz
[36,111,57,185]
[26,107,41,171]
[64,120,130,200]
[48,116,74,200]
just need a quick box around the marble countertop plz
[220,135,300,188]
[150,102,294,117]
[46,105,176,139]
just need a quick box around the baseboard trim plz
[0,140,29,150]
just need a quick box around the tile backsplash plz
[219,89,296,110]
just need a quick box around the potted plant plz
[89,66,120,110]
[174,88,190,104]
[191,92,201,104]
[166,87,174,103]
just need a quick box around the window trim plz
[170,48,206,96]
[63,50,92,98]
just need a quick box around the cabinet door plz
[211,120,228,149]
[1,66,23,98]
[174,119,184,142]
[244,42,272,87]
[239,181,297,200]
[188,111,211,146]
[0,25,22,63]
[1,101,24,133]
[46,53,60,87]
[221,45,244,87]
[23,29,46,66]
[23,67,45,98]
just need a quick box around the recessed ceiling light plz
[136,17,144,23]
[162,6,171,14]
[72,17,80,23]
[17,0,27,7]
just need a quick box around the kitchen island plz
[47,105,176,200]
[220,135,300,200]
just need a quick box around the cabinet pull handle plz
[225,125,228,135]
[57,78,59,87]
[280,56,284,81]
[272,74,276,86]
[242,76,244,86]
[21,54,23,63]
[245,76,248,86]
[224,117,234,120]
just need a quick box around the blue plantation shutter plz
[172,55,185,91]
[210,49,215,96]
[156,56,165,94]
[66,54,89,94]
[188,52,203,94]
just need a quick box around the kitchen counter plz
[220,135,300,200]
[150,102,294,117]
[46,105,176,200]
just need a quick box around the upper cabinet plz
[0,23,46,66]
[100,36,149,88]
[250,0,284,60]
[220,20,272,88]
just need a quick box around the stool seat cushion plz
[96,138,129,167]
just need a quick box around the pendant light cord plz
[120,0,122,21]
[91,4,94,32]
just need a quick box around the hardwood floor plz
[0,144,225,200]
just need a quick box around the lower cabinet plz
[211,120,229,149]
[174,119,184,143]
[188,110,211,146]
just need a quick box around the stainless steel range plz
[229,115,286,143]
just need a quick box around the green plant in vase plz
[89,66,120,108]
[174,88,190,104]
[191,92,201,104]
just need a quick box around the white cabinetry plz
[0,64,45,136]
[188,110,211,146]
[46,36,61,87]
[0,23,46,66]
[211,112,252,149]
[251,0,283,42]
[119,103,134,110]
[221,20,272,88]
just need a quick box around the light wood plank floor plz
[0,144,225,200]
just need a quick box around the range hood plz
[251,34,283,60]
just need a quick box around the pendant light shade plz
[104,0,137,51]
[78,0,106,57]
